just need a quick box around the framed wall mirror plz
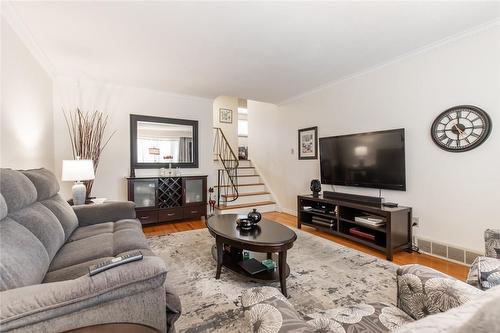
[130,114,199,173]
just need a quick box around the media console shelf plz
[297,194,412,260]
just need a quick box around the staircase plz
[213,127,276,215]
[214,159,277,214]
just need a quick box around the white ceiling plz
[7,1,500,103]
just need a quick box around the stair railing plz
[213,127,239,206]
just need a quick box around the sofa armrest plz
[73,201,136,226]
[0,256,166,332]
[397,264,482,320]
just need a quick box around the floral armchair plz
[242,264,499,333]
[466,229,500,290]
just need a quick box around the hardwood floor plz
[142,211,469,281]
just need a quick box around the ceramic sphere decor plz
[431,105,492,152]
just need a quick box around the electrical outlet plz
[412,217,420,227]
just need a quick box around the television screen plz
[319,129,406,191]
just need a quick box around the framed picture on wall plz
[298,126,318,160]
[219,108,233,124]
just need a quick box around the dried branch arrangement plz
[63,108,116,198]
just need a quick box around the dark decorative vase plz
[310,179,321,197]
[247,209,262,223]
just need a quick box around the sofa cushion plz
[41,194,78,241]
[21,168,60,201]
[0,194,7,219]
[68,222,114,241]
[0,169,37,213]
[8,202,65,261]
[43,258,112,283]
[49,219,150,272]
[0,256,168,332]
[68,219,141,242]
[0,218,50,291]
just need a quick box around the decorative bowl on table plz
[236,218,257,230]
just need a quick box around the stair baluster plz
[213,127,239,206]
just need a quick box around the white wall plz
[249,25,500,253]
[53,78,215,200]
[0,18,54,171]
[213,96,238,153]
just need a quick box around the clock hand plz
[452,124,465,135]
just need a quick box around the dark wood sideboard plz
[297,194,412,260]
[127,176,207,225]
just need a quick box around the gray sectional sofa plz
[242,264,500,332]
[0,168,180,332]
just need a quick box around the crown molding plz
[1,1,56,78]
[278,18,500,106]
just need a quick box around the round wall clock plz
[431,105,492,152]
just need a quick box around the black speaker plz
[323,191,383,207]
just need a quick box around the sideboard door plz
[183,177,207,206]
[130,178,157,208]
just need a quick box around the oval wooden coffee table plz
[207,214,297,297]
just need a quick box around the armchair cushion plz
[397,264,482,320]
[73,201,136,226]
[485,229,500,259]
[242,286,314,333]
[466,256,500,290]
[305,302,413,333]
[396,285,500,333]
[0,256,167,332]
[241,287,414,333]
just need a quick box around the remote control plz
[89,251,143,276]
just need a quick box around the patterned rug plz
[148,227,398,333]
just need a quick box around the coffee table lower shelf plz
[210,245,290,283]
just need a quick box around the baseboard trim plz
[281,208,297,216]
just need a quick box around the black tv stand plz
[297,194,412,261]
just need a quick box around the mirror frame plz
[130,114,199,172]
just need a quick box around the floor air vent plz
[415,237,482,266]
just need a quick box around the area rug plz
[148,227,398,333]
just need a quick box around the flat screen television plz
[319,129,406,191]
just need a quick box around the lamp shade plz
[62,160,95,181]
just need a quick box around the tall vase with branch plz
[63,108,116,199]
